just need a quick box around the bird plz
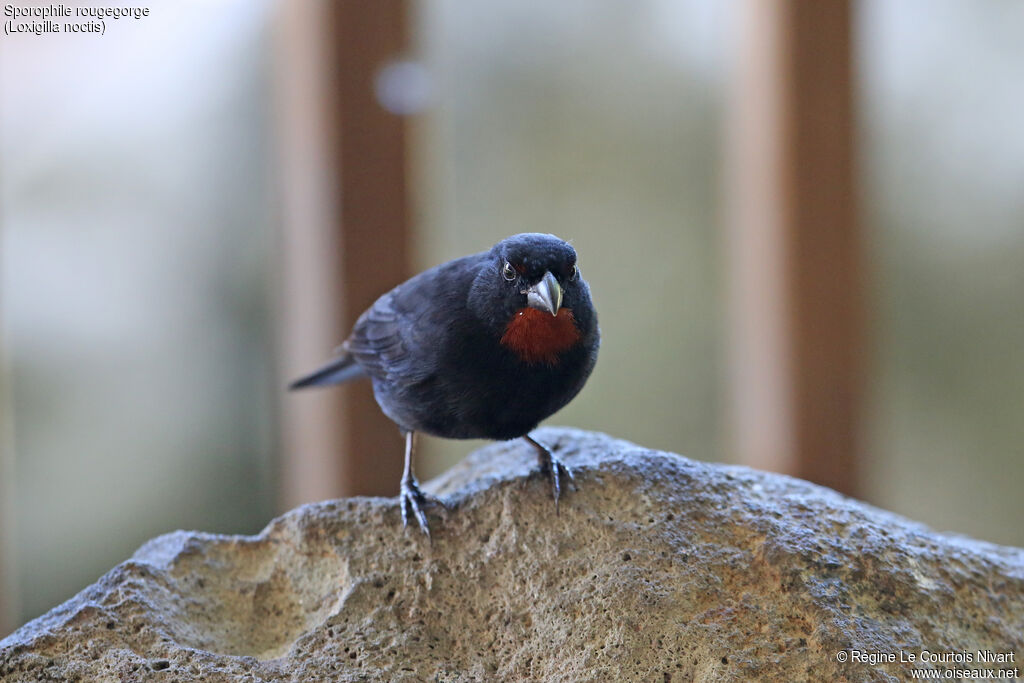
[290,233,599,535]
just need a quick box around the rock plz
[1,428,1022,682]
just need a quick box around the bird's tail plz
[289,355,366,390]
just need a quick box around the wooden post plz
[725,0,863,496]
[275,0,411,508]
[328,0,412,497]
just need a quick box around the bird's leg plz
[399,431,441,536]
[523,434,575,514]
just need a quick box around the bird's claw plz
[537,449,575,515]
[400,476,444,537]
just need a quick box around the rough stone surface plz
[2,428,1022,682]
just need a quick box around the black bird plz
[290,233,599,535]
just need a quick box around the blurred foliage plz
[1,1,277,625]
[415,0,727,473]
[862,0,1024,547]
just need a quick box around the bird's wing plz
[343,255,479,383]
[342,290,409,379]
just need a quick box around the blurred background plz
[1,0,1022,636]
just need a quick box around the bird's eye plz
[502,262,517,281]
[568,264,578,280]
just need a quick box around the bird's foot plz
[526,436,576,515]
[400,476,445,537]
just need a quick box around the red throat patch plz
[500,308,581,365]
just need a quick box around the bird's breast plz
[499,307,581,365]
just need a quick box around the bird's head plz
[469,233,596,364]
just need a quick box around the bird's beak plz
[525,271,563,316]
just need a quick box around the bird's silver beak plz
[525,271,563,316]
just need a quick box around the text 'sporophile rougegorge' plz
[3,4,149,36]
